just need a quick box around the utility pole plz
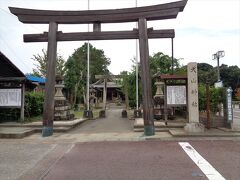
[212,50,225,82]
[87,0,90,111]
[135,0,139,110]
[83,0,93,119]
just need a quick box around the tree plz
[149,52,181,75]
[220,64,240,90]
[197,63,217,85]
[32,49,66,77]
[120,71,130,109]
[64,43,111,107]
[120,52,182,108]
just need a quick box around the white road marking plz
[66,144,75,154]
[179,142,226,180]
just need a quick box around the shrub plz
[198,84,225,113]
[198,84,206,111]
[25,91,44,117]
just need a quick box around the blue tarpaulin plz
[26,75,46,84]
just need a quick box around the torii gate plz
[9,0,187,137]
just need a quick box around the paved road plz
[1,109,240,179]
[1,139,240,179]
[25,140,240,180]
[70,109,134,134]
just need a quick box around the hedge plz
[25,91,44,117]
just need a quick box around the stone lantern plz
[153,77,165,120]
[54,75,74,121]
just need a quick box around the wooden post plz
[42,22,58,137]
[20,82,25,121]
[164,80,168,125]
[206,83,211,129]
[93,22,101,32]
[171,38,174,75]
[138,18,155,136]
[103,78,107,110]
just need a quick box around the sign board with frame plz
[167,85,187,106]
[0,88,22,107]
[226,87,233,122]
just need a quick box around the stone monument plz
[54,76,74,121]
[184,62,204,133]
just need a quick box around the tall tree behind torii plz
[64,43,110,107]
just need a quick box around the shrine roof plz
[0,51,26,82]
[91,79,122,88]
[157,74,187,80]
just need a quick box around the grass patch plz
[23,115,42,123]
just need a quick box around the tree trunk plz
[125,86,129,109]
[82,85,87,109]
[73,78,81,107]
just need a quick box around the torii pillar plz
[42,22,58,137]
[138,18,155,136]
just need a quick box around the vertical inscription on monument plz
[187,62,199,123]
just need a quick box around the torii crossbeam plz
[9,0,187,137]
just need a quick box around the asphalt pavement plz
[19,141,240,180]
[0,108,240,180]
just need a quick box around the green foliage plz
[197,63,240,98]
[211,87,225,112]
[25,91,44,117]
[197,63,217,85]
[121,52,183,108]
[64,43,111,106]
[149,52,181,75]
[198,84,206,111]
[220,64,240,92]
[120,68,142,108]
[0,92,44,121]
[198,84,225,113]
[32,49,66,77]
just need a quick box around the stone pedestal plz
[134,109,142,118]
[83,110,93,119]
[122,110,127,118]
[231,123,240,131]
[54,83,74,121]
[184,123,205,133]
[99,110,106,118]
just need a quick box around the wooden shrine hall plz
[91,78,124,103]
[9,0,188,136]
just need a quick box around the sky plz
[0,0,240,75]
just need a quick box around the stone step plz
[0,128,36,139]
[134,128,174,132]
[0,119,87,128]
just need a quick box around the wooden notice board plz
[167,85,186,106]
[0,88,22,107]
